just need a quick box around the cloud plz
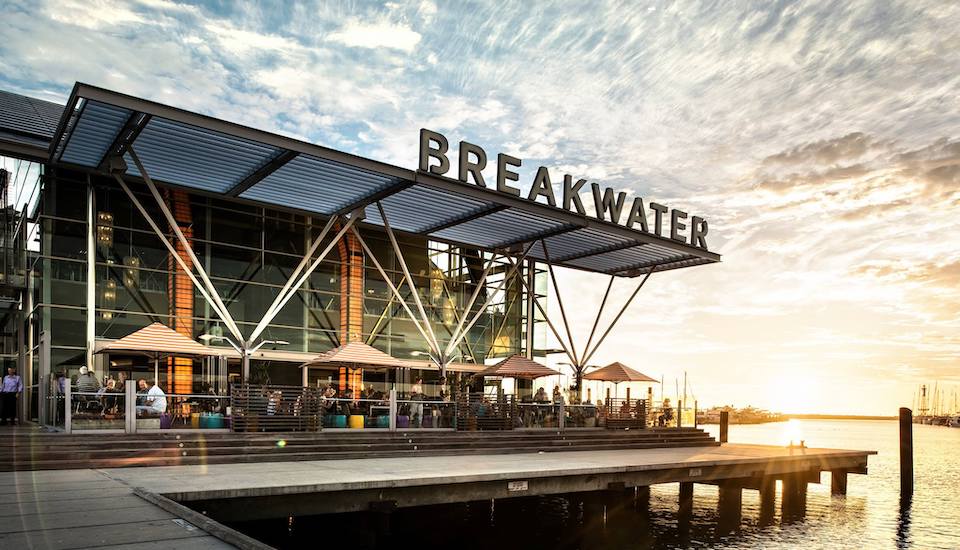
[762,132,881,166]
[45,0,147,29]
[328,19,422,52]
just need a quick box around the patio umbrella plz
[474,354,560,380]
[299,341,416,369]
[96,322,225,387]
[583,361,659,400]
[299,341,416,391]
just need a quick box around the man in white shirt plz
[136,379,167,415]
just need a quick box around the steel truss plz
[505,240,657,401]
[110,148,554,385]
[350,201,535,383]
[110,147,358,379]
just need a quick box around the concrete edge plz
[132,487,274,550]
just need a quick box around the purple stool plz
[160,413,173,430]
[396,415,410,428]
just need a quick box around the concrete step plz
[7,429,709,449]
[0,433,716,459]
[4,440,720,471]
[0,435,718,461]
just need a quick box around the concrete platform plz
[0,469,257,549]
[100,443,875,519]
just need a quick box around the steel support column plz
[441,242,536,365]
[579,267,656,367]
[127,148,243,342]
[85,178,96,369]
[249,215,357,343]
[112,173,239,340]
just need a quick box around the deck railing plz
[230,384,321,432]
[63,385,233,433]
[57,383,697,434]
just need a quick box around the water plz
[225,420,960,549]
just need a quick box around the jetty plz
[0,423,874,549]
[101,443,873,520]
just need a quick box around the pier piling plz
[781,473,808,519]
[719,411,729,443]
[759,477,776,525]
[830,470,848,495]
[678,482,694,516]
[717,481,742,532]
[899,407,914,499]
[636,485,650,512]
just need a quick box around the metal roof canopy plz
[50,83,720,276]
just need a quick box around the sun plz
[765,373,818,414]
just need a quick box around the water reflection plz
[228,483,857,550]
[896,496,912,549]
[220,421,960,549]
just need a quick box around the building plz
[0,83,719,427]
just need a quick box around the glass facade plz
[24,166,545,400]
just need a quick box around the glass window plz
[47,306,86,347]
[43,218,87,260]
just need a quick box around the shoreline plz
[699,414,897,424]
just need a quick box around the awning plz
[300,341,415,369]
[48,83,721,277]
[474,354,560,379]
[96,322,223,357]
[583,361,658,383]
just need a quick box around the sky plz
[1,0,958,415]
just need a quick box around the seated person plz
[533,387,548,403]
[320,386,337,415]
[340,389,356,415]
[101,378,120,414]
[135,379,167,416]
[266,390,282,416]
[659,398,674,426]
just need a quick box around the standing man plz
[1,366,23,425]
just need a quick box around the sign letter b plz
[419,128,450,175]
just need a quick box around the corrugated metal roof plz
[0,89,63,138]
[60,100,132,166]
[96,322,223,356]
[242,153,402,213]
[123,117,281,194]
[0,89,65,160]
[43,82,721,277]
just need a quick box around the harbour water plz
[228,420,960,549]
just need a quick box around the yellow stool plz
[190,412,200,429]
[348,415,365,429]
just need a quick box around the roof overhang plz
[50,82,720,276]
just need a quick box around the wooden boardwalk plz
[0,468,242,549]
[99,444,875,519]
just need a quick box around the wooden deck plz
[0,468,263,549]
[99,444,875,520]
